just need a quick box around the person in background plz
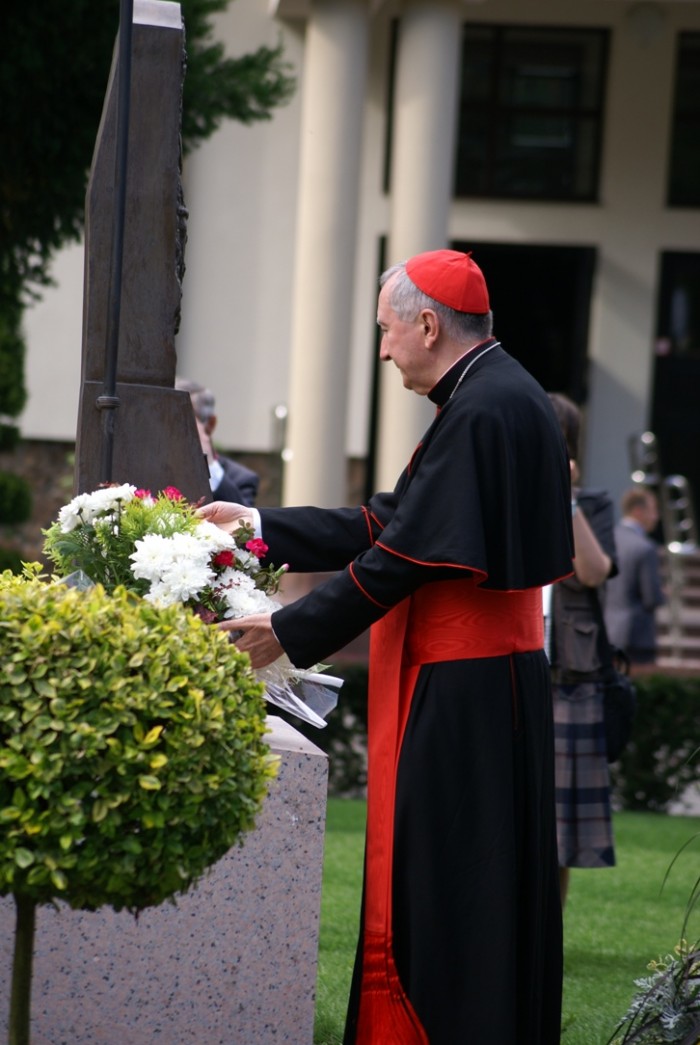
[547,393,618,909]
[176,378,259,507]
[199,249,574,1044]
[605,486,665,665]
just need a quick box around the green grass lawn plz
[315,799,700,1045]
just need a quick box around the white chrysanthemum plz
[130,534,179,581]
[131,532,214,599]
[143,580,180,608]
[157,558,213,603]
[168,530,211,559]
[58,485,137,532]
[90,484,137,514]
[218,571,279,619]
[217,567,255,590]
[194,519,236,553]
[58,493,98,532]
[230,546,260,574]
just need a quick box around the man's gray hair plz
[380,261,493,343]
[175,377,216,423]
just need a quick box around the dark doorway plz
[652,251,700,519]
[453,240,596,402]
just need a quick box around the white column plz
[282,0,369,507]
[374,0,463,491]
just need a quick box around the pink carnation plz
[134,488,152,500]
[162,486,184,501]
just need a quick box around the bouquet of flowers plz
[43,483,340,727]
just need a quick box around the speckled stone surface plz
[0,716,329,1044]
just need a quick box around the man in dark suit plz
[605,486,665,663]
[176,378,259,507]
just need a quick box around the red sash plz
[355,578,543,1043]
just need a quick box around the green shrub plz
[0,566,276,912]
[611,674,700,812]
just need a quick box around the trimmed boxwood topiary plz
[0,565,276,1042]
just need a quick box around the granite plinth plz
[0,716,328,1044]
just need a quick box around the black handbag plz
[590,590,638,763]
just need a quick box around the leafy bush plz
[0,566,276,912]
[610,674,700,811]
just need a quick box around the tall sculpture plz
[74,0,210,502]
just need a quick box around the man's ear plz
[420,308,440,347]
[205,415,218,437]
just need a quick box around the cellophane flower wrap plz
[43,484,340,726]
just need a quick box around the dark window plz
[454,241,595,401]
[668,33,700,207]
[651,251,700,519]
[455,25,608,201]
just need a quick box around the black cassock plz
[260,341,573,1044]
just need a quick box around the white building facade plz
[22,0,700,515]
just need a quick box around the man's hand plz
[220,613,283,669]
[196,501,254,533]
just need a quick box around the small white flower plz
[57,485,137,532]
[194,520,236,553]
[230,547,260,574]
[58,493,97,532]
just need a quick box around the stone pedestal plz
[0,717,328,1044]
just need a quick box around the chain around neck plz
[447,341,501,401]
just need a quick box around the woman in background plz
[548,393,618,907]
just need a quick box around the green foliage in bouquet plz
[42,486,200,595]
[0,564,276,1042]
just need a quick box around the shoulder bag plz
[590,589,638,763]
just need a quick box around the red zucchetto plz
[406,249,490,314]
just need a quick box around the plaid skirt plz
[553,680,615,868]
